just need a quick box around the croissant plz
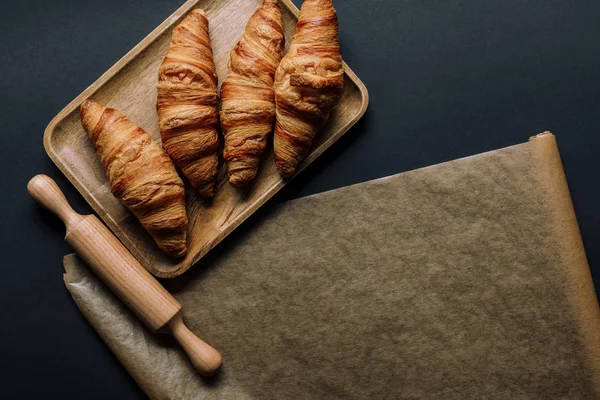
[157,9,220,197]
[220,0,284,187]
[80,100,188,258]
[273,0,345,178]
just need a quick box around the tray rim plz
[43,0,369,277]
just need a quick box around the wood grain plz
[43,0,369,278]
[27,174,222,376]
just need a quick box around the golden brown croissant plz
[157,9,220,197]
[220,0,284,187]
[273,0,345,178]
[80,99,188,258]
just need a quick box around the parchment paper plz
[64,133,600,399]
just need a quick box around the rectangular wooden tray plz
[44,0,368,278]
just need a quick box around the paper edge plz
[288,136,549,205]
[529,132,600,395]
[63,255,165,400]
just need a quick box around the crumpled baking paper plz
[64,133,600,399]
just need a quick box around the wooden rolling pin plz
[27,174,222,376]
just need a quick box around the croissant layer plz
[220,0,284,187]
[158,9,220,197]
[80,99,188,258]
[273,0,344,178]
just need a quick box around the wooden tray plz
[44,0,369,278]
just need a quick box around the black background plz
[1,0,599,398]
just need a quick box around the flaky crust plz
[273,0,344,178]
[80,100,188,258]
[157,9,220,197]
[220,0,284,187]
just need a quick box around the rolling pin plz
[27,174,222,376]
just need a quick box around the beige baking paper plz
[64,133,600,399]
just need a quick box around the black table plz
[1,0,599,398]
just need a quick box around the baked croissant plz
[273,0,345,178]
[157,9,220,197]
[80,100,188,258]
[220,0,284,187]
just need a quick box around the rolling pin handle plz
[167,313,223,376]
[27,174,83,228]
